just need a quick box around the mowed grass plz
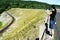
[2,8,46,40]
[7,8,46,30]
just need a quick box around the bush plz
[0,21,2,28]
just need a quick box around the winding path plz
[0,12,15,33]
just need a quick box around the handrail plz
[40,15,50,40]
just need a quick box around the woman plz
[49,5,56,39]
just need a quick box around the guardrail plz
[40,15,50,40]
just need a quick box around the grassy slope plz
[2,8,46,40]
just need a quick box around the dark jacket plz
[50,8,56,20]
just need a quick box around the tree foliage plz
[0,0,60,13]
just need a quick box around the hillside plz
[0,0,60,13]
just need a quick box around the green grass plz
[0,21,2,29]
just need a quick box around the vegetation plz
[0,0,60,13]
[0,21,2,29]
[1,8,46,40]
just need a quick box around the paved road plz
[55,9,60,40]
